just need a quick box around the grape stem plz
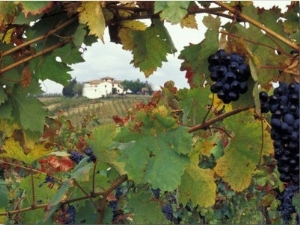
[188,106,254,133]
[214,1,298,50]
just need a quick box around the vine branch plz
[213,1,298,50]
[0,17,77,58]
[188,105,254,133]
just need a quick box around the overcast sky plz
[40,1,288,94]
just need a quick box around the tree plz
[0,1,299,224]
[62,78,77,97]
[121,79,153,93]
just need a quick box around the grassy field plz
[39,94,152,126]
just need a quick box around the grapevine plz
[0,1,299,224]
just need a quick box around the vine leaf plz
[77,2,105,42]
[179,165,216,208]
[154,1,189,24]
[53,43,85,65]
[19,174,58,206]
[31,55,72,86]
[128,190,168,224]
[44,179,72,222]
[118,21,147,51]
[123,19,176,77]
[180,14,198,29]
[179,15,220,87]
[214,110,273,192]
[177,87,212,125]
[282,3,299,35]
[10,93,47,133]
[18,1,53,17]
[116,127,192,191]
[0,180,8,208]
[0,86,7,104]
[87,124,126,175]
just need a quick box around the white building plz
[82,77,124,99]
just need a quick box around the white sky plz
[40,1,288,94]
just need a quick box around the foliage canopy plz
[0,1,299,224]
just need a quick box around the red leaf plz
[59,157,75,172]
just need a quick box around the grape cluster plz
[277,184,299,224]
[259,82,299,184]
[208,49,251,104]
[39,175,55,188]
[83,147,97,163]
[68,150,84,164]
[68,147,97,164]
[60,205,76,224]
[109,186,125,223]
[66,205,76,224]
[162,204,173,221]
[151,188,160,199]
[259,82,299,224]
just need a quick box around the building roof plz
[84,77,123,85]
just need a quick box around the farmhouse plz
[82,77,124,99]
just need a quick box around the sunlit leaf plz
[214,109,273,192]
[179,165,216,207]
[154,1,189,24]
[78,2,105,42]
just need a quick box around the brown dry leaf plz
[283,56,299,76]
[21,63,32,87]
[180,14,198,29]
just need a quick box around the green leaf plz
[53,43,85,65]
[0,180,8,208]
[19,174,58,206]
[258,8,286,37]
[179,15,220,86]
[130,19,177,77]
[214,110,273,192]
[44,179,71,221]
[0,86,7,105]
[282,5,299,35]
[154,1,189,24]
[18,1,52,17]
[71,163,93,182]
[128,190,168,224]
[0,101,12,119]
[74,24,87,47]
[117,127,192,191]
[75,200,101,224]
[32,55,72,86]
[179,166,216,208]
[10,94,46,133]
[177,87,212,125]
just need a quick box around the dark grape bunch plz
[277,184,299,224]
[68,147,97,164]
[83,147,97,163]
[208,49,251,104]
[259,82,299,224]
[259,82,299,184]
[60,205,76,224]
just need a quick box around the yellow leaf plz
[118,21,147,51]
[179,165,216,207]
[3,28,14,44]
[78,2,105,42]
[180,14,198,29]
[121,20,147,31]
[214,110,273,192]
[1,138,52,164]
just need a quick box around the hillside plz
[39,95,152,126]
